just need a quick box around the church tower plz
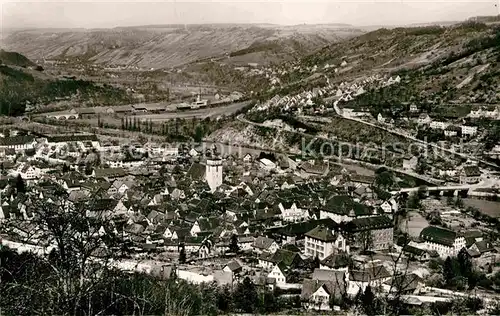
[205,147,223,193]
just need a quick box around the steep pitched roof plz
[324,195,372,217]
[349,265,391,282]
[321,253,350,269]
[301,279,346,300]
[253,236,276,250]
[420,226,460,247]
[305,225,339,242]
[462,166,481,177]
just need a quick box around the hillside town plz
[1,125,500,313]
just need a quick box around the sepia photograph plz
[1,0,500,315]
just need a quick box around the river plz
[463,198,500,218]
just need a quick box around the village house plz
[320,253,350,271]
[252,236,279,254]
[419,226,466,258]
[268,262,292,286]
[459,165,481,184]
[380,198,398,214]
[278,201,309,223]
[347,265,392,296]
[403,156,418,171]
[301,269,346,311]
[429,121,449,130]
[15,163,42,180]
[304,225,348,260]
[0,135,37,152]
[409,104,419,113]
[377,113,385,124]
[45,134,101,150]
[223,260,243,275]
[320,195,373,223]
[461,125,478,137]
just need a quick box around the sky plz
[1,0,498,29]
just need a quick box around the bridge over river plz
[391,179,500,196]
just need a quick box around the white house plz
[259,158,276,170]
[430,121,449,130]
[305,225,348,260]
[380,198,398,214]
[268,262,289,286]
[15,163,41,180]
[461,125,478,136]
[278,201,309,223]
[377,113,385,123]
[419,226,466,258]
[444,126,460,137]
[403,156,418,171]
[242,153,253,163]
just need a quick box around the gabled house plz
[459,165,481,184]
[223,260,243,275]
[320,252,350,271]
[258,248,304,271]
[320,195,373,223]
[301,277,346,311]
[268,262,292,286]
[380,198,398,214]
[278,201,309,223]
[252,236,279,254]
[347,265,392,296]
[467,240,494,258]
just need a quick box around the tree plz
[15,174,25,194]
[359,230,374,253]
[233,277,259,313]
[406,192,421,209]
[375,169,394,190]
[194,125,204,142]
[312,255,321,269]
[361,285,375,315]
[457,248,473,278]
[455,196,464,208]
[216,285,232,313]
[416,158,430,175]
[229,234,239,253]
[1,182,126,315]
[179,246,186,264]
[443,257,454,284]
[446,196,455,206]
